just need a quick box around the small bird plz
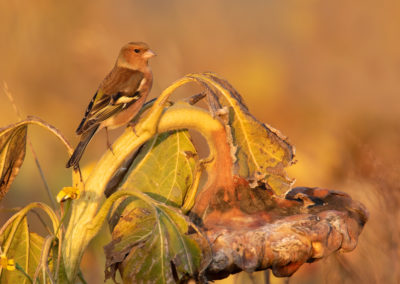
[66,42,156,169]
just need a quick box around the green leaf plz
[189,73,295,194]
[105,130,202,282]
[105,193,202,283]
[0,123,27,201]
[0,203,62,283]
[120,130,197,207]
[0,217,43,283]
[106,198,157,264]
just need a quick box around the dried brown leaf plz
[0,123,27,200]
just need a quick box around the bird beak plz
[143,49,156,59]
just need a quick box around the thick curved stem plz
[62,103,231,281]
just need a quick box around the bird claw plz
[105,127,115,156]
[108,143,115,156]
[128,121,139,136]
[106,138,115,156]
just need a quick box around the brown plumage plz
[66,42,156,169]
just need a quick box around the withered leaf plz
[188,73,295,195]
[0,116,69,201]
[106,198,157,263]
[105,195,202,283]
[0,123,27,201]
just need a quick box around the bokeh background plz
[1,0,399,283]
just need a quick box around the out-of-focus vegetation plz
[0,0,398,283]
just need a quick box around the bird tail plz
[66,125,99,169]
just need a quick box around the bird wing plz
[76,69,144,135]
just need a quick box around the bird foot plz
[107,141,115,156]
[128,121,139,136]
[105,127,115,156]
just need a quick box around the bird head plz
[117,42,156,71]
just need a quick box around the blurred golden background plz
[1,0,399,283]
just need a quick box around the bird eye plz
[134,49,140,53]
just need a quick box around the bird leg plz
[78,166,84,182]
[104,127,115,155]
[128,120,139,136]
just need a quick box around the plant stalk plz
[62,103,225,281]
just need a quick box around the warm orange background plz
[1,1,399,283]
